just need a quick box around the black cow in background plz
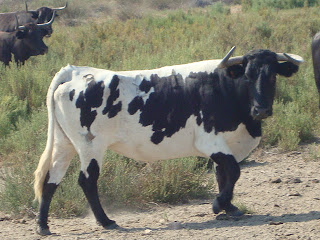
[0,11,55,65]
[312,31,320,106]
[0,2,67,37]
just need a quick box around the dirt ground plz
[0,147,320,240]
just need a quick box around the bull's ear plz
[226,65,245,79]
[15,30,26,39]
[277,62,299,77]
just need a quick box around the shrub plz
[242,0,319,10]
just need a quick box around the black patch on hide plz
[69,89,75,101]
[75,79,105,131]
[102,75,122,118]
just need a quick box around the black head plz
[34,7,57,37]
[224,49,299,120]
[15,23,48,56]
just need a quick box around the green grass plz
[0,1,320,216]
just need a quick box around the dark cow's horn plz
[218,46,244,68]
[37,11,56,28]
[276,53,304,65]
[52,2,68,11]
[25,1,28,12]
[15,15,26,30]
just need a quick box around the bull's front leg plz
[210,152,243,216]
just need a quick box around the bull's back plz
[0,12,34,32]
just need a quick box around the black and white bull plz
[0,12,55,65]
[34,47,303,235]
[0,2,66,37]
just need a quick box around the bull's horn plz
[218,46,236,68]
[25,1,28,12]
[276,53,304,65]
[15,15,26,30]
[52,2,68,11]
[37,10,56,28]
[218,46,244,68]
[217,46,244,68]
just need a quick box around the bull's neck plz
[187,71,261,137]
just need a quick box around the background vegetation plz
[0,0,320,217]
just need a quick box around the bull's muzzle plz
[251,106,272,120]
[40,46,48,55]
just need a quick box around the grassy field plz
[0,0,320,217]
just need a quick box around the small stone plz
[159,219,166,224]
[274,204,280,207]
[269,221,283,225]
[144,229,152,234]
[271,178,281,183]
[286,178,302,184]
[20,219,27,224]
[311,179,320,183]
[288,192,301,197]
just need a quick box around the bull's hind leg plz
[37,130,76,235]
[211,152,243,216]
[78,152,118,229]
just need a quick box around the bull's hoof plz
[103,222,119,230]
[99,220,119,230]
[225,205,244,217]
[212,199,222,214]
[37,226,52,236]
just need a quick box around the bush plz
[242,0,319,10]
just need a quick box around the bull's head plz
[13,11,56,61]
[25,1,66,37]
[218,46,303,120]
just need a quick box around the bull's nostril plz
[251,107,271,120]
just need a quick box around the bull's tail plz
[34,65,74,203]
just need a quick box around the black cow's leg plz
[37,173,58,235]
[211,152,243,216]
[78,158,118,229]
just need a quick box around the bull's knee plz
[78,158,100,190]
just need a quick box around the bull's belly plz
[108,123,260,163]
[108,137,204,162]
[107,122,204,162]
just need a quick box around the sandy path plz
[0,147,320,239]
